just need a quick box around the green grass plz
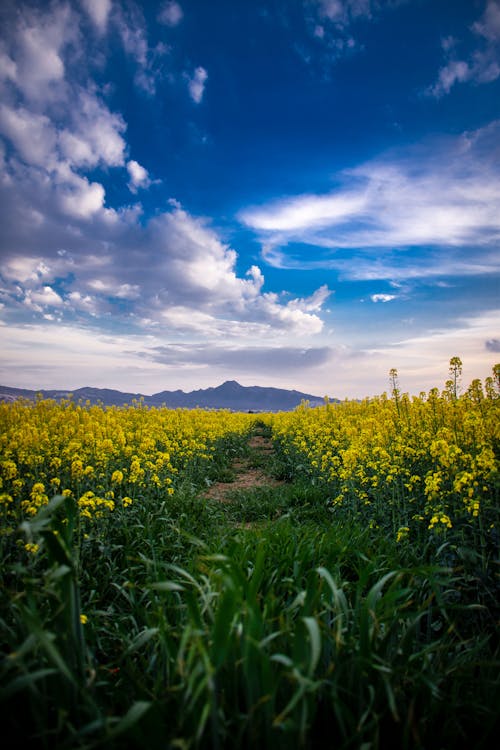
[1,428,499,749]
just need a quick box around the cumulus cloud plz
[0,4,130,230]
[126,160,151,192]
[29,285,64,308]
[0,104,58,168]
[0,184,331,338]
[3,2,73,101]
[60,91,127,168]
[145,206,330,336]
[0,0,345,393]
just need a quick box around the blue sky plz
[0,0,499,399]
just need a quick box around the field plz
[1,366,499,749]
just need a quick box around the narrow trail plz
[202,431,284,503]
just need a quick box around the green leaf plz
[108,701,151,738]
[0,668,56,698]
[302,616,321,677]
[211,588,237,669]
[124,628,159,655]
[149,581,185,592]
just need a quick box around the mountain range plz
[0,380,336,412]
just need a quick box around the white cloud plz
[87,279,140,299]
[297,0,401,71]
[115,4,169,95]
[126,159,151,192]
[428,1,500,97]
[0,104,57,168]
[316,0,374,25]
[60,91,127,168]
[30,285,64,307]
[187,66,208,103]
[2,257,54,283]
[158,2,183,27]
[67,290,99,314]
[0,191,331,340]
[245,191,365,232]
[428,59,471,97]
[58,175,106,219]
[147,205,330,336]
[241,122,500,280]
[371,309,500,388]
[0,4,128,229]
[0,91,126,177]
[0,47,18,83]
[252,291,327,335]
[80,0,112,34]
[1,309,496,400]
[473,0,500,42]
[0,321,337,395]
[6,3,76,102]
[371,294,396,303]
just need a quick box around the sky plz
[0,0,499,400]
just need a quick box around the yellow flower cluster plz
[270,379,499,538]
[0,398,255,523]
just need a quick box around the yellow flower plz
[80,614,88,625]
[1,459,17,479]
[396,526,410,543]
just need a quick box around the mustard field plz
[1,365,499,749]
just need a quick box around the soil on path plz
[202,432,284,502]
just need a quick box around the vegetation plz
[1,362,499,748]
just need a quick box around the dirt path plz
[202,432,284,502]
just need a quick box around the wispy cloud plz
[187,66,208,103]
[241,121,500,280]
[370,294,396,303]
[158,1,184,28]
[114,2,170,95]
[293,0,409,71]
[427,0,500,97]
[80,0,112,35]
[145,343,334,371]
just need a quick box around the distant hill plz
[0,380,337,412]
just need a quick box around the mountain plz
[0,380,336,411]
